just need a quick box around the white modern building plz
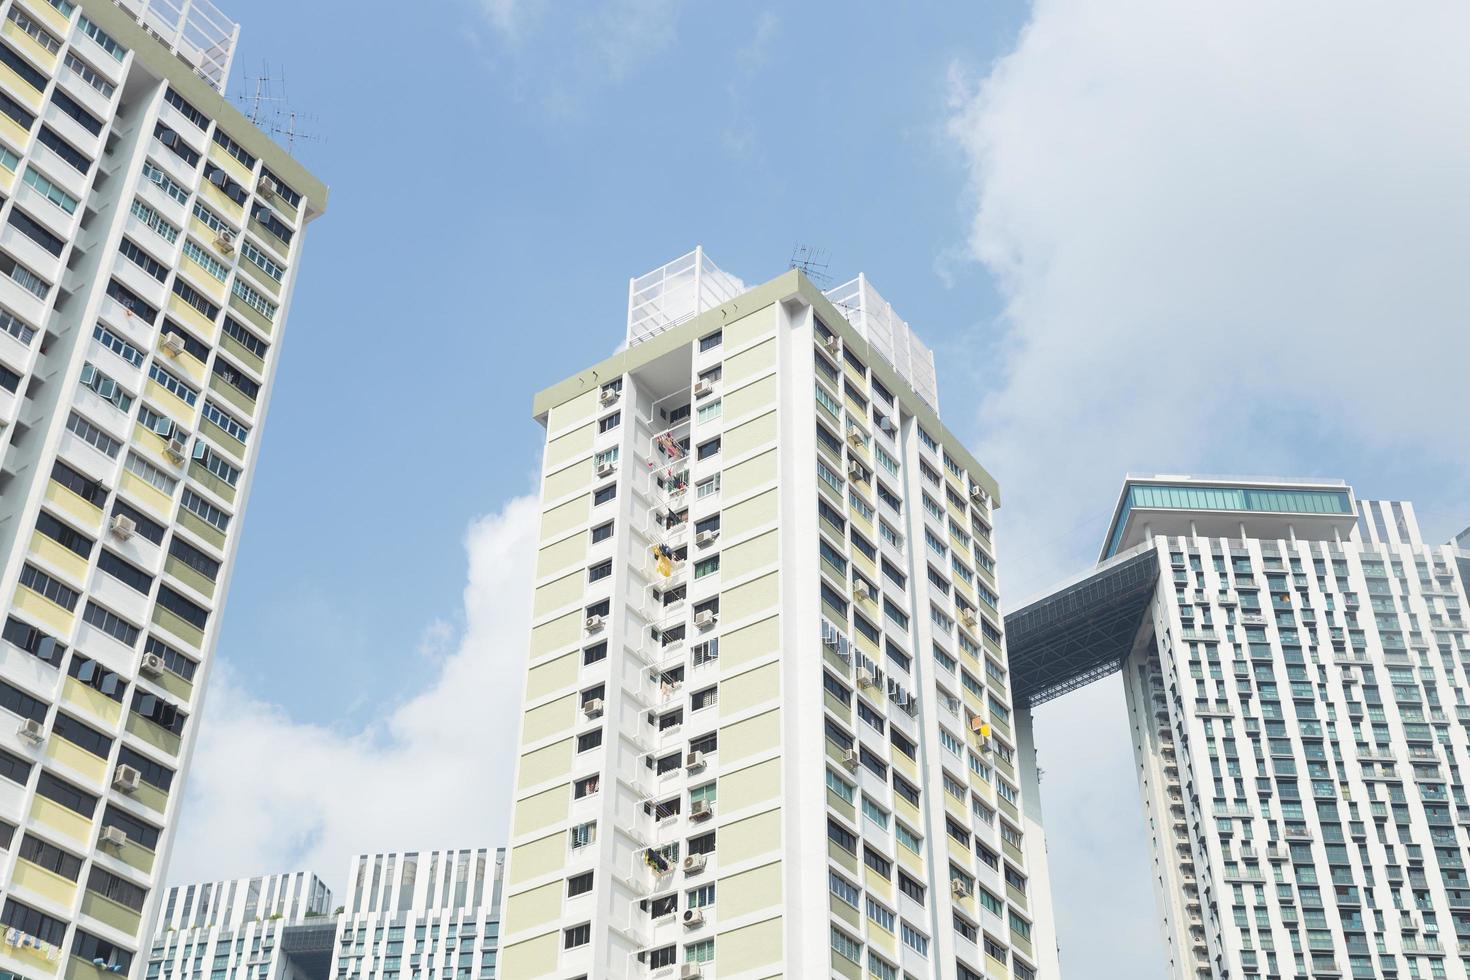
[330,848,504,980]
[147,872,335,980]
[500,249,1057,979]
[1006,476,1470,980]
[0,1,325,978]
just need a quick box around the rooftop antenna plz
[789,244,833,288]
[234,62,324,155]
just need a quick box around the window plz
[829,871,860,908]
[37,126,88,174]
[202,400,249,444]
[155,584,208,631]
[900,923,930,956]
[3,617,64,667]
[685,939,714,963]
[830,926,862,964]
[98,550,152,594]
[862,845,892,879]
[563,924,590,950]
[169,536,220,582]
[20,564,79,611]
[598,411,621,432]
[697,438,720,460]
[592,483,617,506]
[19,834,82,880]
[83,602,139,647]
[24,166,79,214]
[827,818,858,854]
[691,637,719,666]
[588,560,612,583]
[582,641,607,666]
[1,898,67,947]
[231,277,277,319]
[696,398,722,424]
[569,821,596,848]
[866,897,896,932]
[699,330,722,352]
[827,768,855,803]
[212,357,260,400]
[590,521,614,544]
[896,822,923,854]
[694,556,720,579]
[35,511,94,559]
[117,746,173,791]
[686,883,715,909]
[567,871,594,897]
[36,772,98,817]
[1,251,49,299]
[223,315,270,361]
[80,362,134,411]
[861,795,890,828]
[696,475,721,499]
[52,714,111,759]
[576,729,602,752]
[690,686,717,711]
[181,488,231,532]
[65,51,113,97]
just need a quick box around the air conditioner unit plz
[681,908,704,928]
[109,514,137,541]
[853,581,872,602]
[585,615,605,633]
[847,426,866,447]
[695,529,718,546]
[214,230,235,255]
[685,750,706,772]
[823,336,840,355]
[693,610,717,630]
[878,415,895,433]
[841,747,859,768]
[599,387,619,405]
[847,463,865,482]
[690,800,712,821]
[596,461,615,477]
[582,698,604,719]
[161,333,186,357]
[678,965,702,980]
[969,485,987,503]
[682,853,707,874]
[140,652,164,676]
[959,609,977,628]
[692,379,713,397]
[950,879,972,899]
[857,668,876,689]
[257,176,278,200]
[112,765,141,794]
[166,438,188,462]
[99,826,128,848]
[17,718,43,743]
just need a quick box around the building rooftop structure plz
[1012,475,1365,707]
[625,247,940,412]
[114,0,239,92]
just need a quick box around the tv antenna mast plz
[789,244,833,288]
[235,63,324,155]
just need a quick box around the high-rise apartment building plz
[148,872,335,980]
[500,249,1055,980]
[146,849,504,980]
[0,1,325,977]
[1006,476,1470,980]
[332,848,504,980]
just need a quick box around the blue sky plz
[166,3,1470,979]
[218,0,1026,725]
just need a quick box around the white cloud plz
[948,2,1470,975]
[469,0,686,112]
[165,494,541,889]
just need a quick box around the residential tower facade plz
[1006,476,1470,980]
[500,249,1056,980]
[0,1,326,978]
[147,871,334,980]
[330,848,504,980]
